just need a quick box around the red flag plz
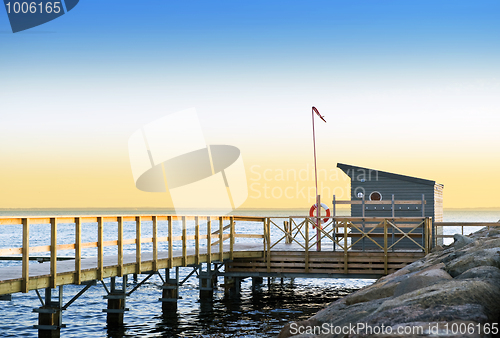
[312,106,326,123]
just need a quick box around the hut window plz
[370,191,382,201]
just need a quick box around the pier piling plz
[34,287,63,338]
[252,277,263,289]
[199,263,214,299]
[103,276,128,327]
[224,276,240,297]
[161,268,179,314]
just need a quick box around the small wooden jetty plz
[0,213,497,337]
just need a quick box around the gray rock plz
[279,297,388,338]
[278,228,500,338]
[456,265,500,281]
[445,247,500,277]
[351,320,486,338]
[278,318,322,338]
[393,266,452,297]
[453,233,474,249]
[315,297,388,327]
[362,304,488,329]
[475,237,500,250]
[431,245,443,252]
[375,279,500,321]
[344,271,414,305]
[488,228,500,237]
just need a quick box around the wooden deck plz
[0,244,262,295]
[0,215,439,296]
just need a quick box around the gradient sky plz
[1,1,499,210]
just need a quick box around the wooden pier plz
[0,214,496,337]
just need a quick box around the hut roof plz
[337,163,443,187]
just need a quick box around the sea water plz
[0,209,498,337]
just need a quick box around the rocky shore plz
[278,227,500,337]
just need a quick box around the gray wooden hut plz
[336,163,443,248]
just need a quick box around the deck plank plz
[0,243,263,285]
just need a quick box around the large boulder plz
[344,273,409,306]
[278,297,388,338]
[445,247,500,277]
[279,228,500,337]
[453,234,474,249]
[456,265,500,281]
[374,279,500,321]
[393,264,452,297]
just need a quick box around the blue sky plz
[1,1,499,208]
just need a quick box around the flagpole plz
[312,107,318,200]
[312,107,321,251]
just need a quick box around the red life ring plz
[309,203,331,228]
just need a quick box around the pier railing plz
[434,221,500,245]
[269,217,431,252]
[261,216,431,275]
[0,216,265,294]
[0,215,440,294]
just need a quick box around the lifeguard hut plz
[336,163,443,248]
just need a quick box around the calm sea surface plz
[0,209,498,337]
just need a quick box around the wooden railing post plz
[263,218,267,249]
[332,195,336,217]
[230,216,234,260]
[384,219,388,274]
[263,218,267,265]
[136,216,141,274]
[333,217,337,251]
[153,216,158,271]
[391,195,395,252]
[118,216,123,277]
[195,216,200,265]
[266,218,271,273]
[305,218,309,273]
[428,218,432,254]
[207,217,211,264]
[361,195,365,251]
[343,219,348,274]
[22,218,29,293]
[430,218,433,252]
[285,221,289,243]
[168,216,173,268]
[424,218,429,255]
[51,217,58,288]
[98,217,103,281]
[182,216,187,266]
[75,217,81,284]
[219,217,224,262]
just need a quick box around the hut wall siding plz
[349,176,435,219]
[346,175,442,250]
[337,163,444,249]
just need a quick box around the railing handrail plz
[0,215,264,294]
[434,222,500,226]
[267,216,430,252]
[433,221,500,238]
[7,215,495,295]
[334,200,426,205]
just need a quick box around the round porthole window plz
[370,191,382,201]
